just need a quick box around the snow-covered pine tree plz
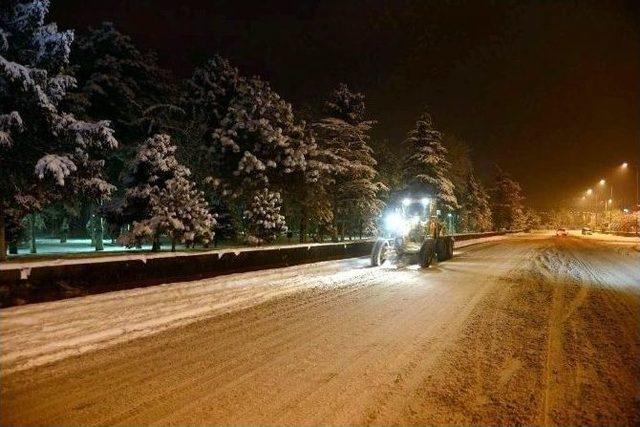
[65,22,175,144]
[491,170,525,230]
[184,55,311,239]
[119,133,215,250]
[459,172,492,232]
[0,0,117,260]
[281,125,335,243]
[243,188,287,244]
[124,176,215,251]
[313,83,385,240]
[403,111,458,211]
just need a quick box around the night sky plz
[52,0,640,208]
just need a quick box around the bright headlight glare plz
[384,212,405,232]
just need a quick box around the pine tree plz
[403,112,458,211]
[65,22,174,144]
[184,56,312,238]
[491,170,525,230]
[459,172,493,232]
[120,134,188,218]
[0,0,117,260]
[118,133,214,250]
[313,83,385,240]
[243,188,287,244]
[64,21,177,190]
[122,176,215,251]
[281,127,335,243]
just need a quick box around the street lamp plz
[599,178,606,186]
[621,161,639,210]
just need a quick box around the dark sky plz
[52,0,640,208]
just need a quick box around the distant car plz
[581,227,592,235]
[556,228,568,237]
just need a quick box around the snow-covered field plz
[2,232,639,425]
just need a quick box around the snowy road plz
[1,232,639,425]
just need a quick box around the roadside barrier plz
[0,241,374,307]
[0,231,519,307]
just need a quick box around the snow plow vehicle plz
[371,197,454,268]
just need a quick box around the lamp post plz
[622,161,639,234]
[621,162,639,209]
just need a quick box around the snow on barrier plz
[0,241,374,307]
[451,231,507,241]
[0,231,514,307]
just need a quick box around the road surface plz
[1,232,639,425]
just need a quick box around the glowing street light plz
[620,161,639,210]
[586,188,593,195]
[599,178,606,186]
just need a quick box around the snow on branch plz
[35,153,77,186]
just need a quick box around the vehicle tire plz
[436,238,448,262]
[371,239,389,266]
[419,239,435,268]
[446,237,454,260]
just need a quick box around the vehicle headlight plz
[384,212,406,233]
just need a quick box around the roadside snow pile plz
[579,232,640,251]
[454,234,509,249]
[0,257,371,373]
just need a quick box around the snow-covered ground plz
[0,234,507,373]
[0,258,372,373]
[5,232,607,377]
[7,238,153,256]
[3,232,638,425]
[575,231,640,248]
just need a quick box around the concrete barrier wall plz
[0,241,374,307]
[0,231,518,307]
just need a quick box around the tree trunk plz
[60,216,68,243]
[29,214,37,254]
[0,207,6,262]
[9,241,18,255]
[152,233,161,251]
[94,215,104,251]
[299,211,307,244]
[171,237,176,252]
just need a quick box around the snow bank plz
[0,257,372,374]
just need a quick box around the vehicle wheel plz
[371,240,389,266]
[446,237,454,260]
[419,239,435,268]
[436,238,448,262]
